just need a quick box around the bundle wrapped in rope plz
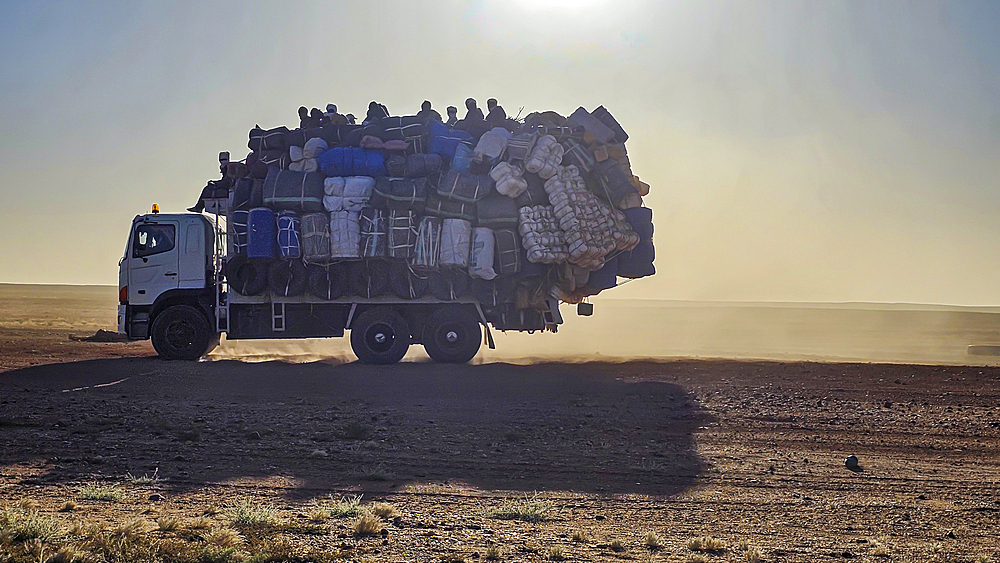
[424,192,477,223]
[518,205,568,264]
[317,147,386,177]
[329,210,361,258]
[490,161,527,198]
[359,207,387,258]
[300,212,331,264]
[385,153,443,178]
[544,165,617,270]
[263,167,325,213]
[412,216,442,269]
[228,210,249,256]
[288,137,328,173]
[476,193,519,229]
[439,218,472,268]
[493,229,522,275]
[323,176,374,212]
[371,177,429,211]
[524,135,564,179]
[387,210,418,259]
[468,227,497,280]
[437,170,495,203]
[276,211,301,259]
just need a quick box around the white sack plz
[468,227,497,280]
[343,176,375,211]
[524,135,564,179]
[439,218,472,268]
[490,161,528,198]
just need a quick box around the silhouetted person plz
[446,106,458,127]
[325,103,348,126]
[311,107,328,127]
[345,113,357,125]
[298,106,311,129]
[486,98,507,129]
[464,98,484,122]
[417,100,442,123]
[364,101,388,125]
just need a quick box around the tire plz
[151,304,213,361]
[422,307,482,363]
[350,307,410,364]
[225,255,269,296]
[268,259,308,297]
[389,261,428,299]
[428,269,471,301]
[348,259,390,298]
[307,263,347,300]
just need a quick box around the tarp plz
[317,147,386,177]
[323,176,374,212]
[248,126,289,151]
[437,170,494,202]
[371,177,429,210]
[385,153,443,178]
[493,228,522,275]
[476,193,519,229]
[424,193,477,223]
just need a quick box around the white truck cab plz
[118,210,218,359]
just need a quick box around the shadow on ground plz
[0,358,711,498]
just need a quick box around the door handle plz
[164,272,177,276]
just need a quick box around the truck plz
[117,205,564,364]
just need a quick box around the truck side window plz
[133,224,175,258]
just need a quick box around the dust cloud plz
[4,284,1000,367]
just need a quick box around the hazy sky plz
[1,0,998,305]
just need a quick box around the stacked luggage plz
[224,102,656,322]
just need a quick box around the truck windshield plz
[133,224,175,258]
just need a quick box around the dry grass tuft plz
[125,468,160,485]
[685,555,710,563]
[227,497,277,528]
[350,464,395,481]
[352,511,382,536]
[203,505,220,516]
[369,502,399,519]
[487,494,553,523]
[187,516,213,530]
[975,555,991,563]
[309,495,364,521]
[870,536,892,558]
[485,545,503,560]
[205,528,243,548]
[77,483,125,502]
[645,530,663,550]
[45,546,88,563]
[571,530,591,543]
[0,507,63,543]
[609,539,626,552]
[58,501,77,513]
[745,546,764,563]
[156,516,181,532]
[16,499,38,509]
[545,546,566,561]
[688,536,727,553]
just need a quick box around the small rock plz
[946,530,956,539]
[310,449,329,458]
[845,455,860,470]
[917,494,928,500]
[594,514,605,521]
[148,493,164,502]
[380,528,388,537]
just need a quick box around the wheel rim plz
[365,322,397,354]
[165,319,197,351]
[435,322,468,352]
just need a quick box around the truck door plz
[128,220,180,306]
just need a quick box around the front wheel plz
[150,305,214,361]
[350,307,411,364]
[422,307,482,363]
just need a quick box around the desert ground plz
[1,284,999,562]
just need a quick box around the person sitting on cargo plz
[345,113,357,125]
[417,100,442,123]
[363,101,388,125]
[486,98,507,129]
[310,107,328,127]
[446,106,458,127]
[325,104,348,126]
[298,106,311,129]
[464,98,485,122]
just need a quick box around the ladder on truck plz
[205,199,229,334]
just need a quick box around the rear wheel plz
[150,305,213,360]
[422,307,482,363]
[350,307,410,364]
